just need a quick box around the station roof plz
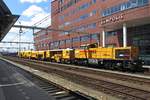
[0,0,19,41]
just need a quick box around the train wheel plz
[130,65,136,73]
[98,61,104,68]
[111,63,116,70]
[104,62,110,69]
[116,62,123,71]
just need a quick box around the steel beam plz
[0,41,34,44]
[13,25,70,32]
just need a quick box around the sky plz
[1,0,53,52]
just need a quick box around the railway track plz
[3,56,150,100]
[4,59,96,100]
[10,57,150,90]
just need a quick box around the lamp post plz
[19,22,23,52]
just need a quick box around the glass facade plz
[102,0,149,17]
[106,31,117,37]
[128,24,150,65]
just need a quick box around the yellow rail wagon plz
[37,51,46,60]
[23,50,32,59]
[74,49,89,65]
[45,50,51,60]
[50,49,63,62]
[114,47,139,60]
[31,51,38,59]
[61,48,74,63]
[74,44,98,64]
[89,47,114,59]
[18,51,33,59]
[88,46,142,71]
[112,47,142,71]
[18,51,24,58]
[88,47,114,65]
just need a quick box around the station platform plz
[0,59,55,100]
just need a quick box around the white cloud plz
[21,13,51,27]
[20,0,48,3]
[21,5,51,27]
[22,5,43,17]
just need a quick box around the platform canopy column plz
[102,30,105,47]
[123,23,127,47]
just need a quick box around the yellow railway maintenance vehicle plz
[113,47,141,71]
[74,46,142,71]
[18,45,143,72]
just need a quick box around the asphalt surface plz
[0,59,55,100]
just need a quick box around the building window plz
[81,35,90,42]
[91,34,99,40]
[106,31,117,37]
[130,0,138,7]
[59,0,64,4]
[73,37,80,42]
[53,41,59,47]
[60,40,65,45]
[101,0,106,2]
[66,39,71,43]
[58,0,81,12]
[79,3,90,10]
[92,10,97,15]
[92,0,96,3]
[90,23,96,28]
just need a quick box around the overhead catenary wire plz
[10,14,51,42]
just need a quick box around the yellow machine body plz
[45,50,51,59]
[50,49,63,62]
[89,47,114,59]
[37,51,45,60]
[75,49,89,59]
[31,51,38,59]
